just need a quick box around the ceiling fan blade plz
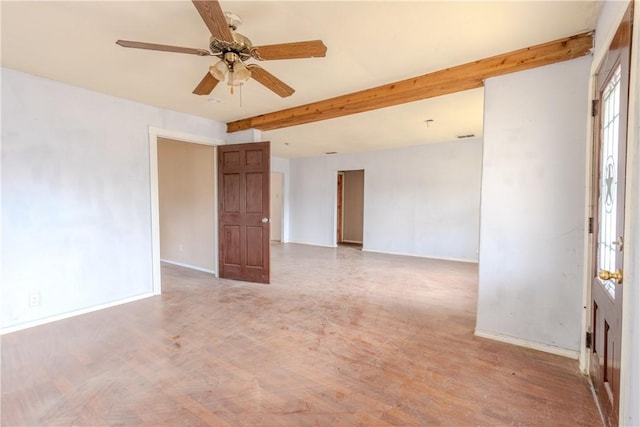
[116,40,211,56]
[192,0,234,43]
[251,40,327,60]
[247,64,294,97]
[193,72,220,95]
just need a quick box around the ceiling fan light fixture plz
[227,70,238,87]
[209,60,228,81]
[227,70,250,87]
[232,61,252,84]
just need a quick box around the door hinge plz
[591,99,598,117]
[586,331,592,349]
[588,217,594,234]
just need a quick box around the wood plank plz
[248,65,295,98]
[192,72,219,95]
[115,40,211,56]
[252,40,327,60]
[1,244,600,426]
[227,31,593,132]
[192,0,234,44]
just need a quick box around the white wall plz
[289,139,483,261]
[225,128,262,144]
[1,68,226,331]
[476,56,591,353]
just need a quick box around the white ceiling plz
[1,1,600,158]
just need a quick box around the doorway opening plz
[336,170,365,248]
[157,138,216,274]
[148,127,222,295]
[271,172,284,242]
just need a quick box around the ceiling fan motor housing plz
[209,33,253,61]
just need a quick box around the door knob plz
[261,218,270,223]
[598,269,623,284]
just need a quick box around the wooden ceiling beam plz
[227,31,594,133]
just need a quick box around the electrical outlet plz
[28,292,41,307]
[179,244,184,252]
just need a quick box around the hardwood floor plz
[2,243,600,426]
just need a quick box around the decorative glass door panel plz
[597,64,621,298]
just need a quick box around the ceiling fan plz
[116,0,327,98]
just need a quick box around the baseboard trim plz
[161,259,216,275]
[340,240,363,244]
[0,292,155,335]
[287,241,337,248]
[474,329,580,360]
[362,248,478,264]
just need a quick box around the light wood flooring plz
[2,243,600,426]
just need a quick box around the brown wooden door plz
[589,4,633,426]
[218,142,270,284]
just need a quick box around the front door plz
[218,142,270,284]
[589,4,633,426]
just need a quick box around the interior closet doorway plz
[157,138,216,274]
[270,172,284,242]
[336,170,364,247]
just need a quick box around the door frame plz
[336,172,344,244]
[337,169,365,245]
[580,2,638,424]
[148,126,224,295]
